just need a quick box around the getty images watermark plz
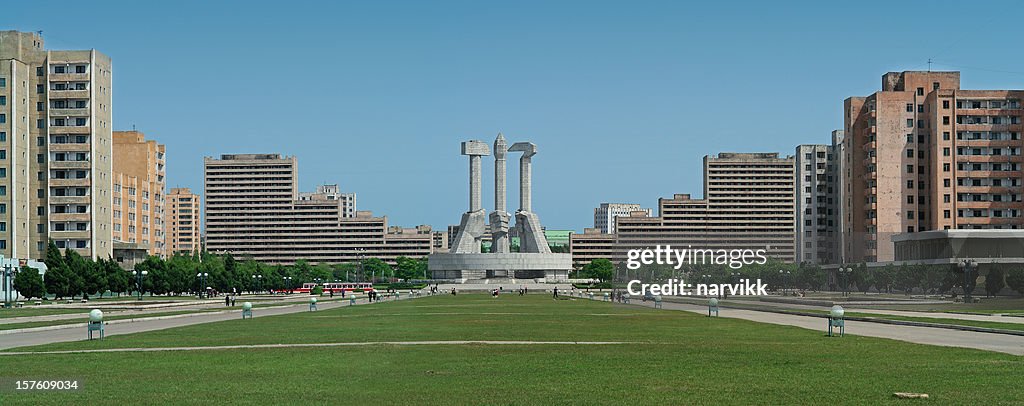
[625,245,770,297]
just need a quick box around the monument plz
[430,134,572,282]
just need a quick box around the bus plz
[282,282,373,294]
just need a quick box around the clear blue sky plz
[4,1,1023,231]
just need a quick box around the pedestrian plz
[553,287,559,299]
[225,295,230,307]
[330,290,334,298]
[230,296,236,307]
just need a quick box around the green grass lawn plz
[843,312,1024,332]
[0,309,227,331]
[1,294,1021,405]
[0,308,92,319]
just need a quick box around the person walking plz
[553,287,559,299]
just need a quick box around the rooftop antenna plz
[927,58,932,72]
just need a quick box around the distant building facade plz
[795,141,840,264]
[167,187,201,255]
[594,203,651,234]
[112,130,165,256]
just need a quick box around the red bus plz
[278,282,373,294]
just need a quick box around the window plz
[0,204,5,214]
[943,116,950,125]
[918,104,924,113]
[907,195,914,204]
[943,147,950,156]
[906,103,913,112]
[917,87,924,96]
[36,66,43,76]
[0,132,5,142]
[943,163,950,172]
[0,96,5,105]
[943,100,950,109]
[933,82,940,90]
[54,65,65,74]
[943,131,950,140]
[75,65,86,74]
[0,186,6,196]
[36,84,43,93]
[907,164,914,173]
[907,180,914,189]
[944,194,951,203]
[0,114,5,124]
[0,150,5,160]
[0,78,5,87]
[907,119,914,128]
[906,134,913,143]
[918,120,924,128]
[944,179,951,187]
[944,210,951,219]
[906,149,914,158]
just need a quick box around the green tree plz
[361,258,391,283]
[1007,268,1024,296]
[104,257,129,297]
[43,240,71,299]
[64,249,89,299]
[394,257,427,281]
[583,258,615,283]
[86,258,108,298]
[985,268,1005,297]
[136,256,169,295]
[918,265,943,295]
[13,266,46,300]
[874,264,896,294]
[894,263,918,296]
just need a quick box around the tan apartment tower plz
[843,71,1024,263]
[112,130,165,256]
[0,30,113,260]
[614,153,796,263]
[167,188,200,255]
[204,154,434,265]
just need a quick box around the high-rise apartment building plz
[843,71,1024,262]
[112,130,165,256]
[613,153,796,263]
[204,153,434,265]
[167,187,200,255]
[795,141,840,264]
[593,203,651,234]
[0,30,113,260]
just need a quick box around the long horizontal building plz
[204,153,437,265]
[572,152,797,266]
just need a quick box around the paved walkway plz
[620,297,1024,355]
[691,298,1024,325]
[0,340,634,356]
[0,296,411,351]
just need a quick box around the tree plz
[43,240,70,299]
[894,263,918,296]
[104,258,130,297]
[361,258,391,283]
[584,258,615,283]
[1007,269,1024,297]
[86,258,108,298]
[13,266,46,300]
[64,249,88,299]
[919,265,943,295]
[395,257,425,281]
[985,268,1005,297]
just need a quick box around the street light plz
[2,263,18,308]
[196,272,209,299]
[958,259,977,303]
[838,266,853,297]
[133,270,148,301]
[252,274,262,294]
[779,270,791,295]
[283,276,293,294]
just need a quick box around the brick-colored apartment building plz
[112,130,165,256]
[843,71,1024,262]
[167,187,200,255]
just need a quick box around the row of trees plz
[9,240,428,300]
[577,258,1024,296]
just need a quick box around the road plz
[618,296,1024,355]
[0,296,386,351]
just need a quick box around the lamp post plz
[838,266,853,297]
[283,276,293,294]
[958,259,977,303]
[196,272,209,299]
[252,274,262,294]
[2,262,17,308]
[133,270,148,301]
[779,270,791,295]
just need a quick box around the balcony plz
[49,143,90,152]
[48,89,89,99]
[50,161,91,169]
[49,196,90,205]
[48,126,91,135]
[48,72,90,82]
[49,178,91,187]
[49,108,89,117]
[50,213,90,222]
